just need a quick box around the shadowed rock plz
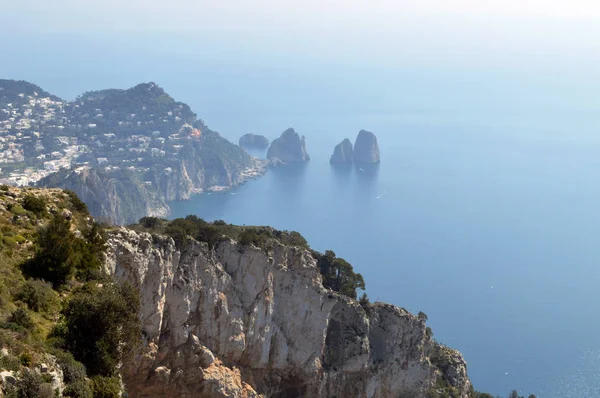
[267,128,310,164]
[330,138,354,164]
[353,130,380,164]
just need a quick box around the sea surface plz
[8,37,600,395]
[170,108,600,398]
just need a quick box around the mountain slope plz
[0,79,265,224]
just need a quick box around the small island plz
[267,128,310,164]
[353,129,380,164]
[330,138,354,165]
[239,133,270,149]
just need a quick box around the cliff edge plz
[105,227,472,398]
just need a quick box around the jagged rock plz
[330,138,354,164]
[266,128,310,164]
[354,129,380,164]
[239,134,269,149]
[61,209,72,220]
[0,371,17,387]
[105,228,472,398]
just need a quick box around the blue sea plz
[170,104,600,398]
[8,36,600,395]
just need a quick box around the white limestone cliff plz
[104,228,471,398]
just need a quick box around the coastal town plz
[0,80,263,188]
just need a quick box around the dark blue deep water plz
[170,113,600,398]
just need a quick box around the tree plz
[59,281,141,377]
[22,195,46,215]
[21,216,103,287]
[317,250,365,299]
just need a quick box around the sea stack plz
[353,129,380,164]
[239,133,270,149]
[267,128,310,164]
[330,138,354,164]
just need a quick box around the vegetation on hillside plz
[0,186,140,397]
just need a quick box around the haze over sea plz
[5,3,600,394]
[169,69,600,398]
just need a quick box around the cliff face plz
[267,128,310,164]
[39,168,170,225]
[105,229,472,398]
[39,132,266,225]
[330,138,354,165]
[354,130,381,164]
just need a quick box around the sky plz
[3,0,600,71]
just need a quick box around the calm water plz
[8,35,600,395]
[170,114,600,397]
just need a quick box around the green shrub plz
[6,308,34,331]
[3,236,17,247]
[138,216,161,229]
[8,204,26,216]
[22,195,46,215]
[317,250,365,299]
[63,380,93,398]
[19,352,32,367]
[0,185,9,192]
[65,190,88,213]
[54,350,87,383]
[13,235,26,244]
[213,219,227,226]
[14,280,58,313]
[359,293,370,308]
[0,353,21,371]
[21,216,103,287]
[90,376,121,398]
[59,281,141,377]
[10,368,55,398]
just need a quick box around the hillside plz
[0,79,265,224]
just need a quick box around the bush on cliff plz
[317,250,365,299]
[54,281,141,377]
[21,215,104,287]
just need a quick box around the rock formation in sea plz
[239,133,270,149]
[266,128,310,164]
[354,129,381,164]
[330,138,354,164]
[105,227,473,398]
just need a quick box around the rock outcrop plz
[239,134,270,149]
[330,138,354,164]
[267,128,310,164]
[354,130,381,164]
[105,228,472,398]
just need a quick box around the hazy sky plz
[3,0,600,104]
[4,0,600,69]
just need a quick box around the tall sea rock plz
[354,129,381,164]
[330,138,354,164]
[105,228,473,398]
[267,128,310,164]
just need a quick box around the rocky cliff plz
[39,130,266,225]
[104,228,472,398]
[354,130,381,164]
[267,128,310,164]
[239,134,270,149]
[330,138,354,165]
